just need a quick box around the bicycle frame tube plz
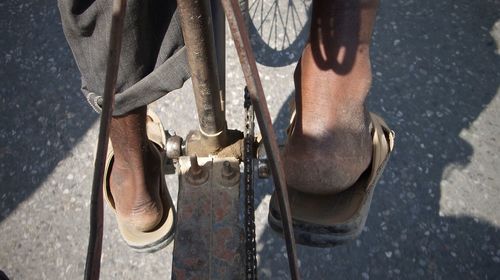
[84,0,126,279]
[211,0,226,112]
[176,0,228,153]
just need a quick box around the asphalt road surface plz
[1,0,500,279]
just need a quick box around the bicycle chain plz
[244,88,257,280]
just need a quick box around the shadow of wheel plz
[241,0,312,67]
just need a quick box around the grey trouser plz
[57,0,190,116]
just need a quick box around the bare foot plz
[284,54,372,195]
[284,0,378,195]
[108,107,164,232]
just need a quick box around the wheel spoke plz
[247,0,312,62]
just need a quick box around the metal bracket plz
[172,156,245,279]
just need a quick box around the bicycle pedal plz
[172,156,245,279]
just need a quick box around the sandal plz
[103,110,176,252]
[268,111,395,247]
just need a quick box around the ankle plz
[293,51,372,136]
[109,106,148,164]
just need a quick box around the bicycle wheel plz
[241,0,312,67]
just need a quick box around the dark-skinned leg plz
[108,106,163,232]
[285,0,379,194]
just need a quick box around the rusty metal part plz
[220,0,301,278]
[215,137,244,159]
[185,129,244,158]
[222,161,235,178]
[173,157,244,279]
[256,140,270,178]
[176,0,228,153]
[186,156,209,185]
[257,161,270,178]
[217,160,240,186]
[84,1,126,279]
[214,160,240,187]
[257,139,287,178]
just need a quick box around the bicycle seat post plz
[176,0,228,156]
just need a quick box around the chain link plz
[244,88,257,280]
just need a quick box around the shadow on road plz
[254,0,500,278]
[0,1,97,223]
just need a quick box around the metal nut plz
[219,160,240,186]
[221,161,236,179]
[257,160,270,178]
[166,135,183,159]
[256,142,270,178]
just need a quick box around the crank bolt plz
[190,156,201,173]
[186,155,209,185]
[219,160,239,186]
[221,161,236,179]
